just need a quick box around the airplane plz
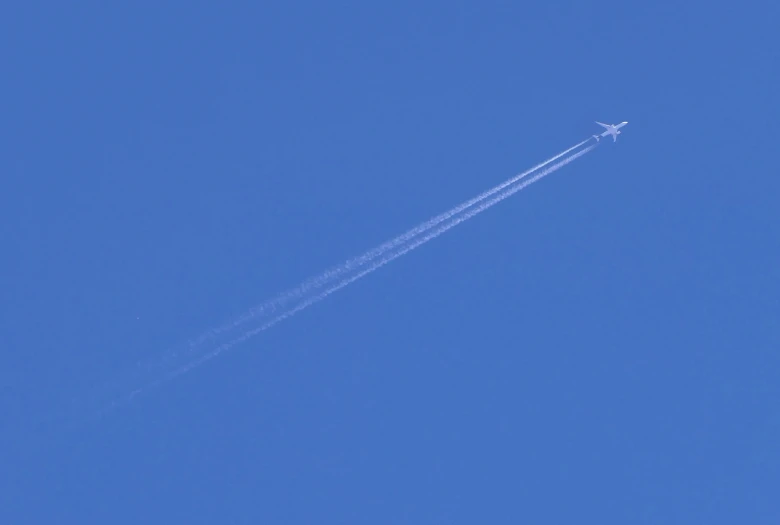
[592,121,628,142]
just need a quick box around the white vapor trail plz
[176,138,592,352]
[115,141,597,405]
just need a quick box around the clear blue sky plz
[2,2,779,523]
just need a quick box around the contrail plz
[113,141,597,406]
[171,138,593,354]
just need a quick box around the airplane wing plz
[595,121,610,129]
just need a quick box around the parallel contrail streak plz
[177,139,592,351]
[117,142,596,404]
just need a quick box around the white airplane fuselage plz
[593,121,628,142]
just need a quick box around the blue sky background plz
[2,1,779,523]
